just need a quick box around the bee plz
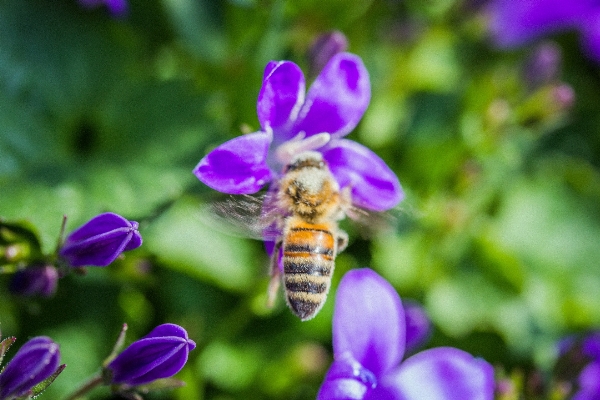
[267,150,349,321]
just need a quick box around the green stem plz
[63,373,103,400]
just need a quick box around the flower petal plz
[573,361,600,400]
[124,222,143,251]
[333,268,405,377]
[0,337,60,399]
[60,213,141,267]
[403,300,431,354]
[108,324,196,386]
[318,355,377,400]
[257,61,305,137]
[580,12,600,63]
[380,347,495,400]
[193,131,273,194]
[487,0,593,47]
[292,52,370,139]
[322,139,403,211]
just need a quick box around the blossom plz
[78,0,128,17]
[106,324,196,386]
[0,336,61,400]
[9,265,59,297]
[557,331,600,400]
[403,300,431,353]
[59,212,142,267]
[318,268,494,400]
[486,0,600,62]
[193,52,403,212]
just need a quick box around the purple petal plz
[322,139,403,211]
[108,324,196,386]
[380,347,495,400]
[0,337,60,399]
[318,355,377,400]
[193,131,273,194]
[580,12,600,62]
[124,222,143,251]
[333,269,405,378]
[487,0,593,47]
[403,300,431,354]
[105,0,128,16]
[60,213,141,267]
[257,61,305,136]
[573,361,600,400]
[292,52,370,139]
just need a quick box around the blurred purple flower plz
[78,0,128,17]
[106,324,196,386]
[403,300,431,353]
[486,0,600,62]
[318,269,494,400]
[558,331,600,400]
[0,336,61,400]
[193,52,403,212]
[309,31,349,77]
[60,212,142,267]
[9,265,59,297]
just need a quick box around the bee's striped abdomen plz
[282,221,336,321]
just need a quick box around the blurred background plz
[1,0,600,398]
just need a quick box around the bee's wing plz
[199,193,282,241]
[343,204,404,238]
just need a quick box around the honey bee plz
[267,150,349,321]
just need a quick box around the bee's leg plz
[336,230,349,254]
[267,241,283,308]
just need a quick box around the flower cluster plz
[318,269,494,400]
[486,0,600,62]
[555,332,600,399]
[194,52,403,212]
[0,336,63,400]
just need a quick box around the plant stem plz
[63,373,103,400]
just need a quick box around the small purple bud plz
[523,42,562,91]
[0,336,61,400]
[403,300,431,353]
[552,83,575,111]
[106,324,196,386]
[308,31,349,76]
[60,213,142,267]
[9,265,59,298]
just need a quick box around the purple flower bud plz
[522,42,562,91]
[0,336,61,400]
[9,265,59,298]
[308,31,349,76]
[106,324,196,386]
[403,300,431,353]
[60,213,142,267]
[78,0,128,17]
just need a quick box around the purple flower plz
[403,300,431,353]
[59,212,142,267]
[318,269,494,400]
[486,0,600,62]
[193,52,403,212]
[9,265,59,297]
[106,324,196,386]
[78,0,128,17]
[0,336,61,400]
[309,31,349,76]
[560,332,600,400]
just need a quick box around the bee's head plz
[284,151,326,173]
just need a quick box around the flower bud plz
[403,300,431,353]
[308,31,348,77]
[9,265,59,297]
[522,42,562,91]
[0,336,61,400]
[106,324,196,386]
[59,212,142,267]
